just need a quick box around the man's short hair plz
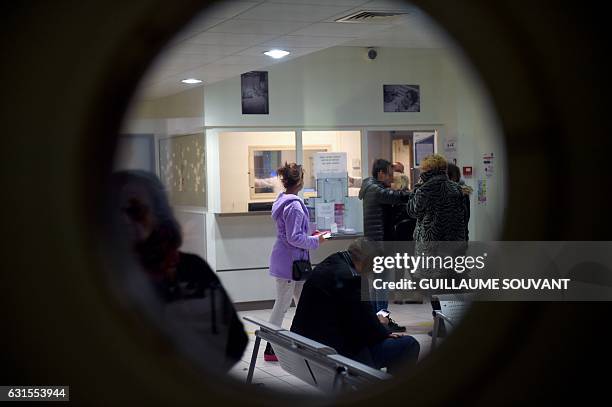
[348,238,382,271]
[371,158,392,178]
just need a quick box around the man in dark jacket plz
[290,238,420,374]
[359,159,412,242]
[359,159,412,320]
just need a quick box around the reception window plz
[215,129,363,231]
[218,131,295,213]
[302,130,362,197]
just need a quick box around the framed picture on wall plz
[383,84,420,112]
[241,71,269,114]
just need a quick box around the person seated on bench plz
[290,238,420,374]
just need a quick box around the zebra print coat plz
[407,169,467,242]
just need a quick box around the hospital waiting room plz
[114,0,506,397]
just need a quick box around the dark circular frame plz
[1,0,611,404]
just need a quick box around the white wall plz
[448,58,507,241]
[129,86,204,119]
[114,135,155,172]
[205,47,456,129]
[175,209,206,259]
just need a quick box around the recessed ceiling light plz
[181,78,203,84]
[264,49,290,59]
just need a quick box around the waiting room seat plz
[243,316,392,393]
[431,293,471,349]
[326,354,393,391]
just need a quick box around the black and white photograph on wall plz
[383,84,420,112]
[241,71,269,114]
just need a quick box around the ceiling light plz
[264,49,290,59]
[181,78,202,84]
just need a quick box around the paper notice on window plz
[316,202,334,230]
[314,152,347,177]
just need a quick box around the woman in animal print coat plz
[407,154,469,289]
[408,154,467,243]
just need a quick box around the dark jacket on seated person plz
[290,252,389,359]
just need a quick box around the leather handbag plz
[292,249,313,281]
[292,259,312,281]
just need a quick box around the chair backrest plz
[242,315,285,333]
[255,327,339,391]
[435,293,471,328]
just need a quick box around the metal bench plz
[431,294,471,349]
[243,316,392,393]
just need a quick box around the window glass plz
[218,131,295,212]
[302,131,362,197]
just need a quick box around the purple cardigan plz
[269,193,319,280]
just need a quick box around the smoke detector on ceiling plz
[335,10,410,23]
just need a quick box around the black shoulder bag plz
[292,248,313,281]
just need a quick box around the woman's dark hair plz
[277,162,303,189]
[447,162,461,182]
[372,158,392,178]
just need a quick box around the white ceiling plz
[139,0,449,99]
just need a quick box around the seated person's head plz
[348,238,382,274]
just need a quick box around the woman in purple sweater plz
[265,162,325,361]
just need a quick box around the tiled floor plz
[229,303,435,395]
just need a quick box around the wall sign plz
[444,137,457,163]
[478,178,487,204]
[483,152,495,178]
